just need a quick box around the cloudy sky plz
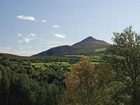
[1,0,140,56]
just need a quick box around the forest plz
[0,26,140,105]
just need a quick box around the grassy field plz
[65,54,86,57]
[95,48,106,52]
[32,62,71,68]
[91,61,100,64]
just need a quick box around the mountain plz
[35,45,75,56]
[0,53,25,58]
[72,36,108,48]
[33,36,109,56]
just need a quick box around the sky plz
[1,0,140,56]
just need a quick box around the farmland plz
[32,62,71,68]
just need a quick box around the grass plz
[32,62,71,68]
[95,48,106,52]
[32,63,45,68]
[46,62,70,66]
[91,61,100,64]
[65,54,86,57]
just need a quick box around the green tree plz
[104,26,140,105]
[0,57,11,105]
[65,57,115,105]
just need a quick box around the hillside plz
[33,36,109,56]
[0,53,27,58]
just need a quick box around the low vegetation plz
[95,48,106,52]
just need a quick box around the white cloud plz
[54,33,66,39]
[18,33,36,43]
[30,33,36,37]
[52,25,59,28]
[17,15,48,23]
[24,38,30,43]
[17,15,36,21]
[41,20,47,23]
[17,33,22,37]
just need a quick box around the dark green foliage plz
[0,56,68,105]
[104,26,140,105]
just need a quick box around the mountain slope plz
[35,45,75,56]
[71,36,109,54]
[33,36,109,56]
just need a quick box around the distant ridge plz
[33,36,109,56]
[0,53,28,58]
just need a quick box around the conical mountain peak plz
[72,36,108,48]
[81,36,97,42]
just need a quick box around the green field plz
[91,61,100,64]
[65,54,86,57]
[32,62,71,68]
[95,48,106,52]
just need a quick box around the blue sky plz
[1,0,140,56]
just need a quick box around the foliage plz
[104,26,140,105]
[0,56,68,105]
[63,57,115,105]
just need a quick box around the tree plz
[104,26,140,105]
[0,57,11,105]
[65,57,115,105]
